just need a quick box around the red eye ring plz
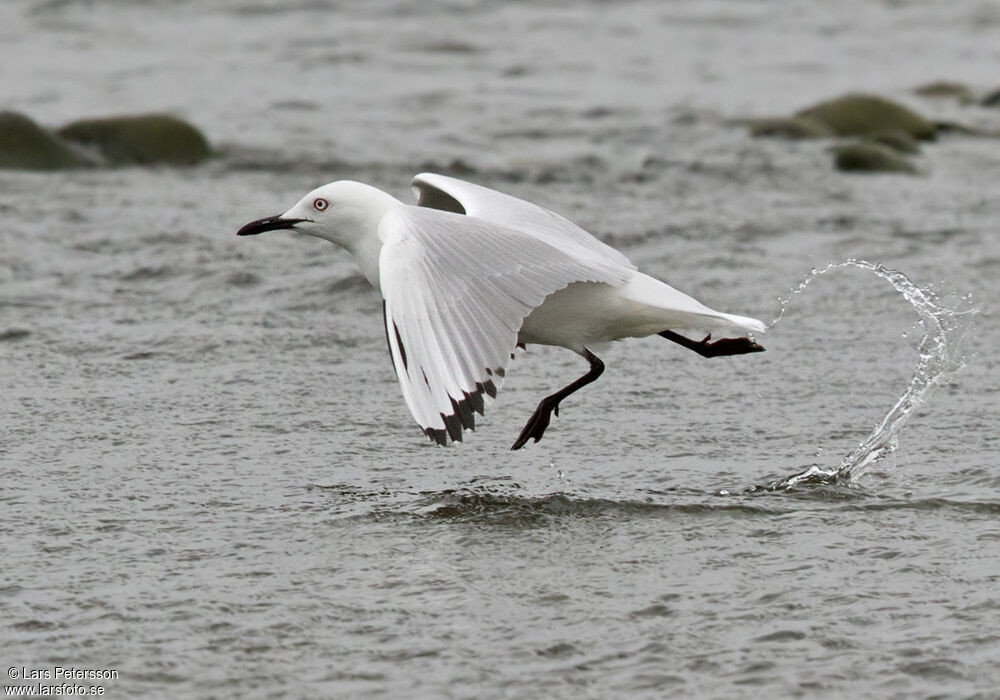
[313,197,329,211]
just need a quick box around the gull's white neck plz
[349,218,390,290]
[309,183,402,290]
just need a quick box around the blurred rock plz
[796,94,937,140]
[981,88,1000,107]
[0,328,31,341]
[913,81,975,102]
[933,120,994,136]
[0,111,93,170]
[831,142,918,174]
[57,114,211,165]
[748,116,834,139]
[869,130,920,154]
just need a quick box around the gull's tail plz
[709,311,767,334]
[621,272,767,336]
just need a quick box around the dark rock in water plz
[831,142,918,174]
[981,88,1000,107]
[796,94,937,141]
[0,111,93,170]
[748,116,834,139]
[0,328,31,341]
[913,81,975,102]
[869,130,920,154]
[57,114,211,165]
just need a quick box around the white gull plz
[237,173,766,449]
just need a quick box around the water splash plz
[768,259,977,489]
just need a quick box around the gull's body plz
[238,173,766,448]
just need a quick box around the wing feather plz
[411,172,637,276]
[379,205,627,444]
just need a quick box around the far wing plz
[411,172,637,273]
[379,205,624,445]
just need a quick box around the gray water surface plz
[2,1,999,698]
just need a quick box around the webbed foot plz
[511,400,559,450]
[659,330,765,358]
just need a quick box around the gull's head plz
[236,180,400,248]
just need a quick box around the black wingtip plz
[422,376,500,445]
[424,427,448,446]
[442,412,463,443]
[451,395,476,432]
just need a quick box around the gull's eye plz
[313,197,329,211]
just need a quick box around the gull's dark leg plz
[511,348,605,450]
[659,329,765,358]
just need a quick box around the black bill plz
[236,215,308,237]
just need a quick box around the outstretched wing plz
[378,205,628,445]
[411,172,637,273]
